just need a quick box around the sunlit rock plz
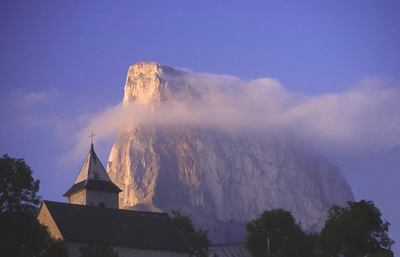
[107,62,354,243]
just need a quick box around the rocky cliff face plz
[107,62,354,243]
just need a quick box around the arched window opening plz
[98,202,106,208]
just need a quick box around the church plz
[37,143,191,257]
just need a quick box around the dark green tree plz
[0,154,41,214]
[320,200,395,257]
[245,208,318,257]
[0,211,68,257]
[171,209,212,257]
[0,154,68,257]
[79,243,119,257]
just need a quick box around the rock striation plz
[107,62,354,243]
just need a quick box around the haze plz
[1,1,399,252]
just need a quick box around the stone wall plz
[68,189,119,208]
[86,190,119,208]
[209,242,251,257]
[66,242,189,257]
[68,189,86,205]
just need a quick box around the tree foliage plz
[0,154,68,257]
[0,211,68,257]
[0,154,41,214]
[320,200,394,257]
[245,208,318,257]
[171,209,212,257]
[79,243,119,257]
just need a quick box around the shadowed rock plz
[107,62,354,243]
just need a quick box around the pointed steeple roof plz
[75,143,112,183]
[63,144,121,197]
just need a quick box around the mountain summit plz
[107,62,354,243]
[123,62,185,105]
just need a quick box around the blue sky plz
[1,0,400,250]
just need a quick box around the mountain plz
[107,62,354,243]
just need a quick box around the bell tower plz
[63,143,122,208]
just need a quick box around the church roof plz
[40,201,191,253]
[63,179,122,196]
[63,144,122,196]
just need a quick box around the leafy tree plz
[79,243,119,257]
[171,209,212,257]
[0,203,69,257]
[0,154,68,257]
[245,208,318,257]
[320,200,395,257]
[0,154,41,214]
[366,249,394,257]
[41,239,69,257]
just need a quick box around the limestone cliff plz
[107,62,354,243]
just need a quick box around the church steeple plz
[74,143,113,184]
[63,143,122,208]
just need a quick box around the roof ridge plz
[45,200,166,215]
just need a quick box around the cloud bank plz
[66,70,400,162]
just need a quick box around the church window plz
[99,202,106,208]
[93,172,99,180]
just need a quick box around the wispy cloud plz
[0,88,61,129]
[63,70,400,163]
[23,89,60,104]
